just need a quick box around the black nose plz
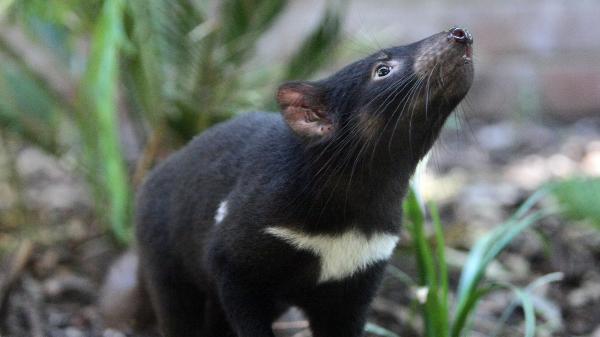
[449,27,473,45]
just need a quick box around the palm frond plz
[0,53,63,153]
[284,3,344,80]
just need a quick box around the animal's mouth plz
[447,27,474,64]
[464,44,473,63]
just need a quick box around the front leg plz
[201,293,236,337]
[306,303,369,337]
[216,273,278,337]
[208,240,280,337]
[303,263,386,337]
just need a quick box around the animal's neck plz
[280,133,418,234]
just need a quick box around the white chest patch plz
[265,227,399,283]
[214,200,228,224]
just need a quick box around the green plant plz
[379,187,559,337]
[0,0,344,243]
[550,177,600,228]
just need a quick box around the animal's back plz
[135,112,285,282]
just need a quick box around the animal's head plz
[278,27,474,162]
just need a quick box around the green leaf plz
[403,188,443,336]
[430,202,449,335]
[451,286,497,337]
[491,273,563,337]
[284,3,344,80]
[0,54,62,153]
[365,322,401,337]
[126,0,204,125]
[512,287,536,337]
[451,189,553,337]
[79,0,131,244]
[221,0,287,61]
[551,177,600,228]
[0,0,16,16]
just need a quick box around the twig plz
[272,320,310,330]
[22,275,45,337]
[0,240,34,310]
[0,134,28,228]
[132,128,164,188]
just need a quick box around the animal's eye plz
[375,64,392,78]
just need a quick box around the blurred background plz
[0,0,598,337]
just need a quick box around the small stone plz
[415,287,429,304]
[504,155,551,189]
[43,273,96,303]
[476,122,516,151]
[581,148,600,176]
[102,329,126,337]
[568,280,600,307]
[33,249,61,278]
[64,327,84,337]
[502,253,531,280]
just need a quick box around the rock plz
[43,272,96,304]
[455,182,521,231]
[102,329,126,337]
[16,148,90,211]
[581,141,600,176]
[33,249,62,278]
[568,279,600,307]
[476,122,517,152]
[64,327,84,337]
[501,253,531,280]
[504,155,552,189]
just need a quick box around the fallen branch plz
[22,275,45,337]
[0,240,34,311]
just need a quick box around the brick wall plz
[257,0,600,120]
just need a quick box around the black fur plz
[136,30,473,337]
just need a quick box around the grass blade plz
[491,272,563,337]
[386,264,417,287]
[404,188,442,336]
[508,286,536,337]
[430,202,449,335]
[365,322,401,337]
[451,189,552,337]
[451,286,497,337]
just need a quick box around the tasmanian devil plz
[131,27,474,337]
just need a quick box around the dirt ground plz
[1,115,599,337]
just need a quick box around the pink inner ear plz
[283,106,332,138]
[277,88,307,109]
[277,83,333,138]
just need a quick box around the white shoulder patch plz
[264,227,399,283]
[214,200,228,224]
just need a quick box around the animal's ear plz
[277,82,333,138]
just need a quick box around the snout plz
[448,27,473,45]
[413,27,475,75]
[412,27,474,98]
[447,27,473,63]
